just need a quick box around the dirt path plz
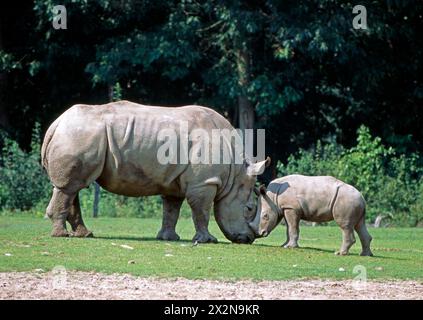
[0,271,422,300]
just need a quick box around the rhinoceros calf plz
[41,101,269,244]
[251,175,373,256]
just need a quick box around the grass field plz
[0,215,422,280]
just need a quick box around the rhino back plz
[44,101,235,196]
[273,175,347,221]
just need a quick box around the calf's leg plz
[283,209,300,248]
[281,217,290,247]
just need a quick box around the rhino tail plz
[40,117,61,171]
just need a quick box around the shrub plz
[278,126,422,226]
[0,124,50,211]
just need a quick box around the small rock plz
[128,260,136,265]
[207,257,212,260]
[180,244,187,247]
[338,267,346,272]
[111,243,117,246]
[4,253,12,257]
[165,254,174,257]
[34,268,45,273]
[120,244,134,250]
[41,251,50,256]
[292,264,298,268]
[375,266,384,271]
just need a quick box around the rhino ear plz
[247,157,271,176]
[205,177,222,187]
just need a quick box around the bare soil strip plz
[0,271,422,300]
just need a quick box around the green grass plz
[0,215,422,280]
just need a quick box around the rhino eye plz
[246,204,253,211]
[263,213,269,220]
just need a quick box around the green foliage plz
[278,126,423,226]
[111,82,123,101]
[0,124,50,210]
[2,0,423,157]
[0,51,23,72]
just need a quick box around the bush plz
[0,124,50,211]
[278,126,423,226]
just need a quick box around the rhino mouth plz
[232,233,255,244]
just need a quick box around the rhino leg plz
[281,217,290,247]
[156,196,183,241]
[67,194,93,238]
[46,187,73,237]
[187,186,218,243]
[335,227,356,255]
[355,216,373,256]
[283,209,300,248]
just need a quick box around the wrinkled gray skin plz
[250,175,373,256]
[41,101,268,244]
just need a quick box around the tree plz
[0,0,421,163]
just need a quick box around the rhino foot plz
[335,251,349,256]
[360,250,374,257]
[283,243,299,249]
[70,228,94,238]
[156,229,180,241]
[192,231,218,243]
[51,229,70,237]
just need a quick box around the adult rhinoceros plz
[41,101,269,244]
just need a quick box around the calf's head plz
[249,185,283,238]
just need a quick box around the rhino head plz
[213,157,271,244]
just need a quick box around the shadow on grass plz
[94,235,238,246]
[92,235,406,259]
[94,235,193,244]
[252,243,404,259]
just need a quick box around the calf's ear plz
[264,157,271,168]
[259,184,267,195]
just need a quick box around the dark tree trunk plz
[238,95,254,130]
[236,49,254,130]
